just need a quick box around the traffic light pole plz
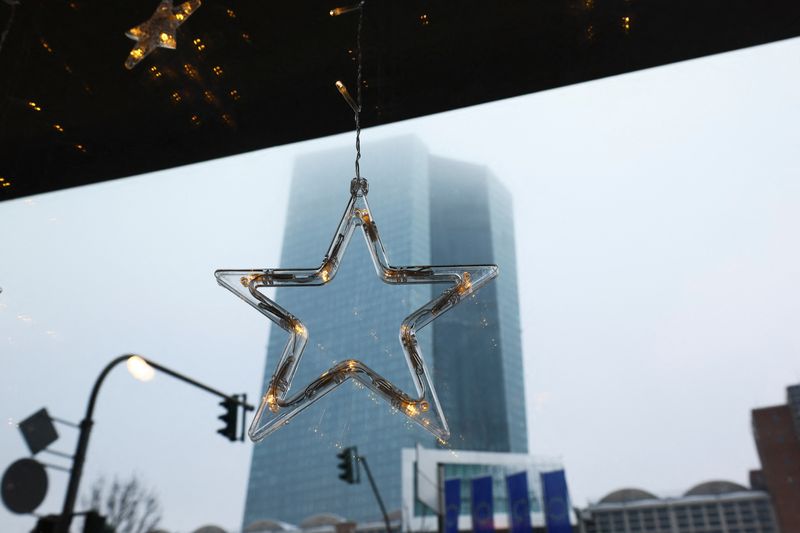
[358,456,391,533]
[56,354,253,533]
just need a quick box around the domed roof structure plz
[599,488,659,504]
[243,519,298,532]
[684,480,748,497]
[191,526,227,533]
[299,514,347,528]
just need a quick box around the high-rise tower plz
[242,137,526,526]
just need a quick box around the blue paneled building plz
[243,137,527,526]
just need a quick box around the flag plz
[444,479,461,533]
[541,470,572,533]
[506,471,532,533]
[444,478,461,533]
[471,475,495,532]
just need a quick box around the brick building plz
[752,384,800,533]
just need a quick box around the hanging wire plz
[354,0,365,180]
[0,0,20,59]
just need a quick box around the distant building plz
[788,384,800,439]
[242,137,528,526]
[401,446,565,532]
[243,513,399,533]
[579,481,779,533]
[752,383,800,533]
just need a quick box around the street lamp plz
[126,355,155,382]
[56,354,253,533]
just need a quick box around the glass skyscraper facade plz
[242,137,526,527]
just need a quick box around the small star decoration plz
[216,177,498,442]
[124,0,201,70]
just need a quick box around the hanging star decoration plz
[124,0,201,70]
[215,177,499,442]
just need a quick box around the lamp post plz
[56,354,252,533]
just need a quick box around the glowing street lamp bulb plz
[127,355,155,382]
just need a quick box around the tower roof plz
[684,480,749,496]
[299,514,347,528]
[599,488,659,504]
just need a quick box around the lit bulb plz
[400,325,413,343]
[293,322,306,335]
[266,392,279,413]
[622,16,631,31]
[329,4,360,16]
[456,271,472,295]
[335,81,359,113]
[356,208,371,224]
[127,355,155,382]
[404,402,419,416]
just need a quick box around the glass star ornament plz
[215,177,498,442]
[124,0,201,69]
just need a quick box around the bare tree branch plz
[83,474,162,533]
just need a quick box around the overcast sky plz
[2,37,800,533]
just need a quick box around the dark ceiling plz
[1,0,799,201]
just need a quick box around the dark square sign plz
[18,408,59,455]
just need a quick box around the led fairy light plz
[215,1,499,443]
[124,0,201,69]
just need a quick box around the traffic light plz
[336,446,359,484]
[217,396,238,441]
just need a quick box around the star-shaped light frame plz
[216,178,498,442]
[124,0,201,70]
